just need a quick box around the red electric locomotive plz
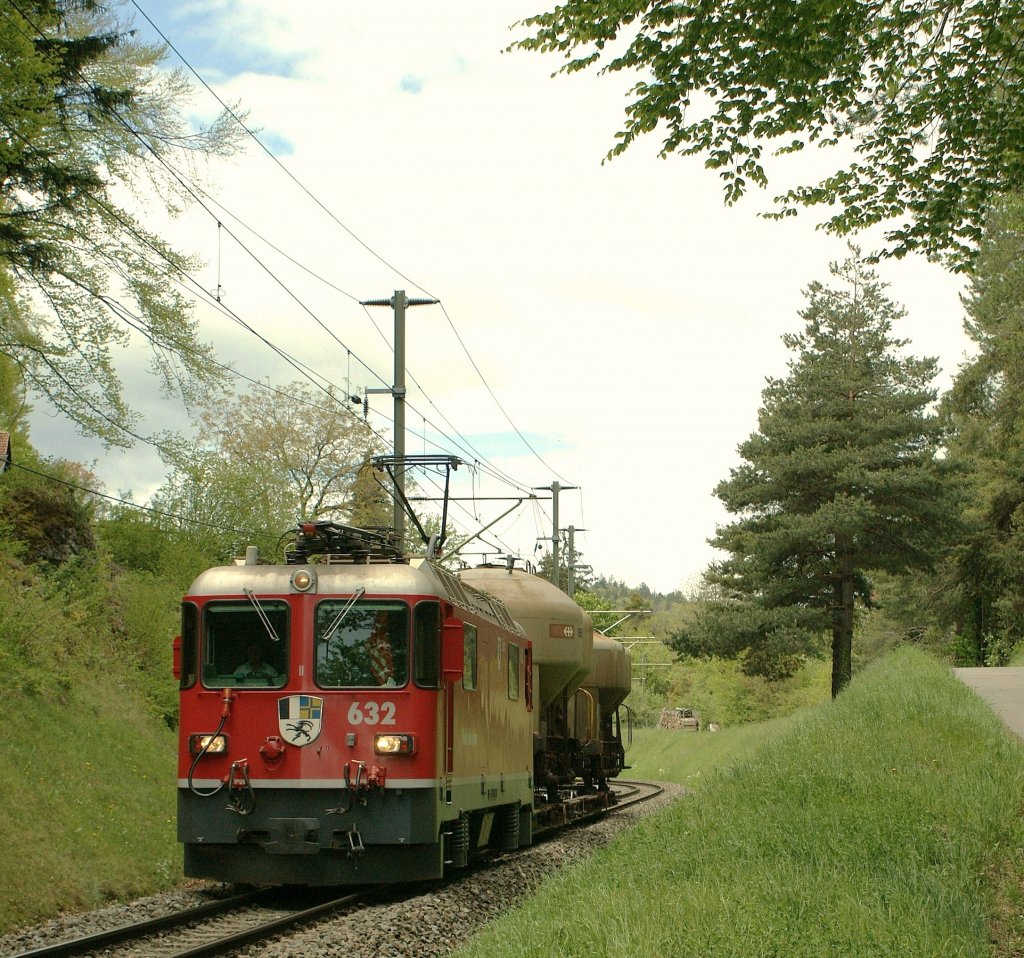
[175,523,534,885]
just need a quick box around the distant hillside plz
[587,573,685,612]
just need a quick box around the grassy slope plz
[0,558,183,933]
[0,680,178,931]
[455,648,1024,958]
[624,717,798,789]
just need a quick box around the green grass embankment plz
[0,557,183,933]
[455,648,1024,958]
[626,717,799,789]
[0,681,178,931]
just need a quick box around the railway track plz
[5,781,667,958]
[532,778,664,836]
[610,779,664,808]
[5,887,367,958]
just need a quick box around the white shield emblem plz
[278,695,323,746]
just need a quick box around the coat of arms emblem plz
[278,695,323,745]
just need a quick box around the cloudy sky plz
[29,0,972,594]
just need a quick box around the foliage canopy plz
[0,0,239,444]
[513,0,1024,269]
[149,380,385,569]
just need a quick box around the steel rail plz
[610,779,665,810]
[167,891,365,958]
[6,890,269,958]
[6,889,365,958]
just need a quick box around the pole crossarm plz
[374,455,464,470]
[360,296,439,308]
[410,496,548,502]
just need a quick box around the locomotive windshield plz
[201,600,288,688]
[315,600,409,688]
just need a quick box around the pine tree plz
[941,192,1024,662]
[671,252,960,696]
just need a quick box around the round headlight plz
[291,569,316,592]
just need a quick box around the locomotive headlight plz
[189,733,228,755]
[290,568,316,592]
[374,734,415,755]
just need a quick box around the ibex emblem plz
[278,695,323,746]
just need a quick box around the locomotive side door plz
[441,613,466,777]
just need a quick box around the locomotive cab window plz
[316,600,409,688]
[201,600,288,688]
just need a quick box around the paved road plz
[954,667,1024,738]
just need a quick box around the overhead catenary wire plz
[83,84,536,493]
[6,2,580,557]
[128,0,577,489]
[11,226,533,558]
[0,90,393,445]
[0,5,384,434]
[0,157,392,465]
[434,300,575,486]
[128,2,566,499]
[184,172,539,496]
[44,171,524,541]
[166,175,540,496]
[128,0,434,302]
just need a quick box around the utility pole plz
[565,525,588,597]
[360,290,438,543]
[534,480,578,591]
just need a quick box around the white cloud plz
[27,1,970,593]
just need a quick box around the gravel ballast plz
[0,784,682,958]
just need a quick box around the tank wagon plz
[175,523,632,886]
[458,566,632,797]
[575,636,632,789]
[458,565,589,794]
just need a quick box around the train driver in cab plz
[233,643,281,684]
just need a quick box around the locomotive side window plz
[413,601,441,688]
[507,643,520,700]
[201,601,288,688]
[179,602,198,689]
[315,600,409,688]
[462,623,478,692]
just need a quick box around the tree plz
[0,1,239,444]
[536,532,592,594]
[346,456,394,530]
[941,192,1024,662]
[573,588,623,634]
[670,252,959,696]
[513,0,1024,269]
[0,352,32,449]
[187,381,384,523]
[148,381,386,568]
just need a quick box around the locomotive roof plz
[186,558,522,636]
